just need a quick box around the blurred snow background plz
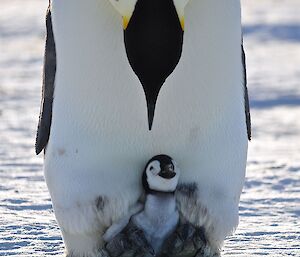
[0,0,299,256]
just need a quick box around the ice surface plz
[0,0,299,256]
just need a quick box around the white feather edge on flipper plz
[103,203,143,242]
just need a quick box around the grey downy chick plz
[103,155,180,256]
[132,154,180,254]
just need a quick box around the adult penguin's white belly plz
[43,0,248,254]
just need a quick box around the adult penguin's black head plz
[108,0,190,129]
[142,154,180,193]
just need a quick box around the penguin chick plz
[104,155,180,256]
[131,154,180,254]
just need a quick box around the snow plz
[0,0,299,256]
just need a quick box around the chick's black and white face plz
[145,155,180,192]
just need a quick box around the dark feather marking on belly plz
[96,196,109,211]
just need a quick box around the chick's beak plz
[159,164,176,179]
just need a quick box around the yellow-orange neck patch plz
[123,16,130,29]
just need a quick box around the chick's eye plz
[150,166,154,171]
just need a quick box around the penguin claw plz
[160,222,214,257]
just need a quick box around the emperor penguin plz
[36,0,251,256]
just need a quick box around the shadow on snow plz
[243,24,300,42]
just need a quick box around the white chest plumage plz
[44,0,247,253]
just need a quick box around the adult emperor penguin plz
[36,0,251,256]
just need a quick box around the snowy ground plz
[0,0,299,256]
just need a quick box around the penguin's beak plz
[159,164,176,179]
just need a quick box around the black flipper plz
[242,44,251,141]
[35,6,56,155]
